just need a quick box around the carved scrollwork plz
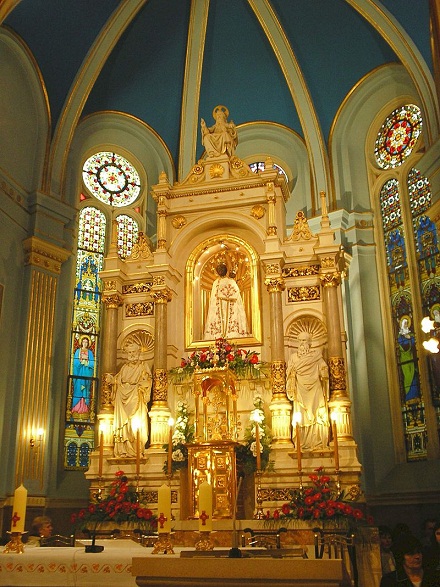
[103,293,123,309]
[287,286,321,303]
[153,368,168,402]
[328,357,347,394]
[271,361,286,396]
[283,265,320,277]
[125,301,154,317]
[264,277,285,293]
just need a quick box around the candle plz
[131,417,141,477]
[198,481,213,532]
[331,412,340,471]
[255,421,261,471]
[11,484,27,533]
[293,412,302,472]
[167,418,174,476]
[157,483,171,534]
[98,429,104,478]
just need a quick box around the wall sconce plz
[421,316,439,354]
[30,428,44,449]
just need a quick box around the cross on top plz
[11,512,21,527]
[158,512,168,528]
[199,510,209,526]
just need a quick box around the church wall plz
[0,28,49,194]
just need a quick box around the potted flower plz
[70,470,157,535]
[235,394,273,475]
[162,401,195,475]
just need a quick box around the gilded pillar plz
[266,181,277,236]
[265,274,291,443]
[319,270,353,441]
[100,288,123,412]
[149,287,172,447]
[17,237,70,488]
[157,195,168,250]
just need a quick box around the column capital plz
[319,271,342,288]
[152,288,173,304]
[102,293,124,309]
[22,236,70,274]
[264,277,285,293]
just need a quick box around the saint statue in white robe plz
[286,332,329,450]
[203,264,249,340]
[106,341,152,457]
[201,105,238,158]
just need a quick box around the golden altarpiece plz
[85,107,363,528]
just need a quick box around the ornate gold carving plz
[230,156,243,169]
[122,281,153,294]
[282,265,320,277]
[251,205,265,219]
[289,210,314,241]
[129,232,153,261]
[100,375,113,410]
[265,264,281,275]
[103,293,123,309]
[320,256,336,268]
[259,487,292,502]
[319,272,342,288]
[153,276,166,286]
[271,361,286,397]
[152,288,172,304]
[172,215,187,229]
[267,226,277,236]
[153,368,168,402]
[287,286,320,302]
[328,357,347,395]
[102,280,117,291]
[344,484,362,502]
[264,277,285,293]
[192,163,204,175]
[22,236,70,275]
[157,238,166,248]
[125,302,154,317]
[209,163,225,178]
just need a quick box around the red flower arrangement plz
[170,338,268,382]
[70,470,157,533]
[265,468,373,526]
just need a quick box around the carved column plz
[157,194,168,250]
[319,270,353,442]
[265,274,291,443]
[100,289,123,412]
[149,287,172,448]
[17,237,70,489]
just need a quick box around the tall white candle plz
[198,481,213,532]
[331,412,340,471]
[255,421,261,471]
[98,429,104,478]
[11,484,27,533]
[293,412,302,472]
[157,483,171,534]
[167,418,174,476]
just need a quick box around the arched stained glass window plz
[82,151,141,207]
[64,206,105,469]
[380,177,425,460]
[374,104,422,169]
[116,214,139,259]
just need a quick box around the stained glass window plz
[380,177,425,460]
[374,104,422,169]
[116,214,139,259]
[64,207,105,469]
[82,151,141,207]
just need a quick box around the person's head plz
[378,525,393,551]
[125,342,141,363]
[216,263,228,278]
[297,332,312,355]
[31,516,52,538]
[393,535,423,572]
[422,517,437,539]
[431,521,440,546]
[80,336,89,348]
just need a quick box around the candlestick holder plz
[253,470,265,519]
[335,469,341,492]
[152,532,174,554]
[195,530,214,551]
[298,470,303,490]
[3,531,27,554]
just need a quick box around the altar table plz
[0,540,145,587]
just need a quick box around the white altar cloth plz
[0,540,149,587]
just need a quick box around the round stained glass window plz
[374,105,422,169]
[82,151,141,206]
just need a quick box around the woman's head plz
[31,516,52,537]
[393,534,423,570]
